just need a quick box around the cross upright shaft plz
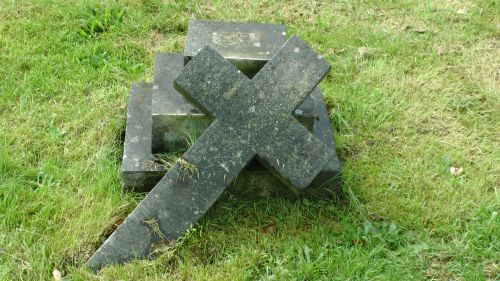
[87,36,333,271]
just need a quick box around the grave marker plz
[122,20,341,194]
[88,36,333,270]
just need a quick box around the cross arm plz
[252,36,331,114]
[256,117,334,189]
[174,46,250,119]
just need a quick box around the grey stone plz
[304,88,342,196]
[123,57,341,194]
[151,52,316,154]
[151,53,210,153]
[230,88,342,199]
[184,19,286,77]
[124,52,340,194]
[121,83,164,192]
[123,79,341,195]
[88,36,333,270]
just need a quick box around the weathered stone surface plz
[88,36,333,270]
[151,52,316,153]
[184,19,286,77]
[121,83,164,192]
[124,83,341,195]
[124,60,341,194]
[304,88,342,196]
[151,53,210,153]
[229,88,342,199]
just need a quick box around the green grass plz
[0,0,498,280]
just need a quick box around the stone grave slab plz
[124,19,340,194]
[121,83,164,192]
[123,56,341,194]
[122,54,329,193]
[184,19,286,77]
[151,53,210,153]
[123,81,341,195]
[304,87,342,196]
[88,36,334,270]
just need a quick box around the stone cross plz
[87,36,333,271]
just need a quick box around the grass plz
[0,0,498,280]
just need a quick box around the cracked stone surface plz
[88,36,334,270]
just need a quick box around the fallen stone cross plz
[121,20,341,196]
[87,35,334,270]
